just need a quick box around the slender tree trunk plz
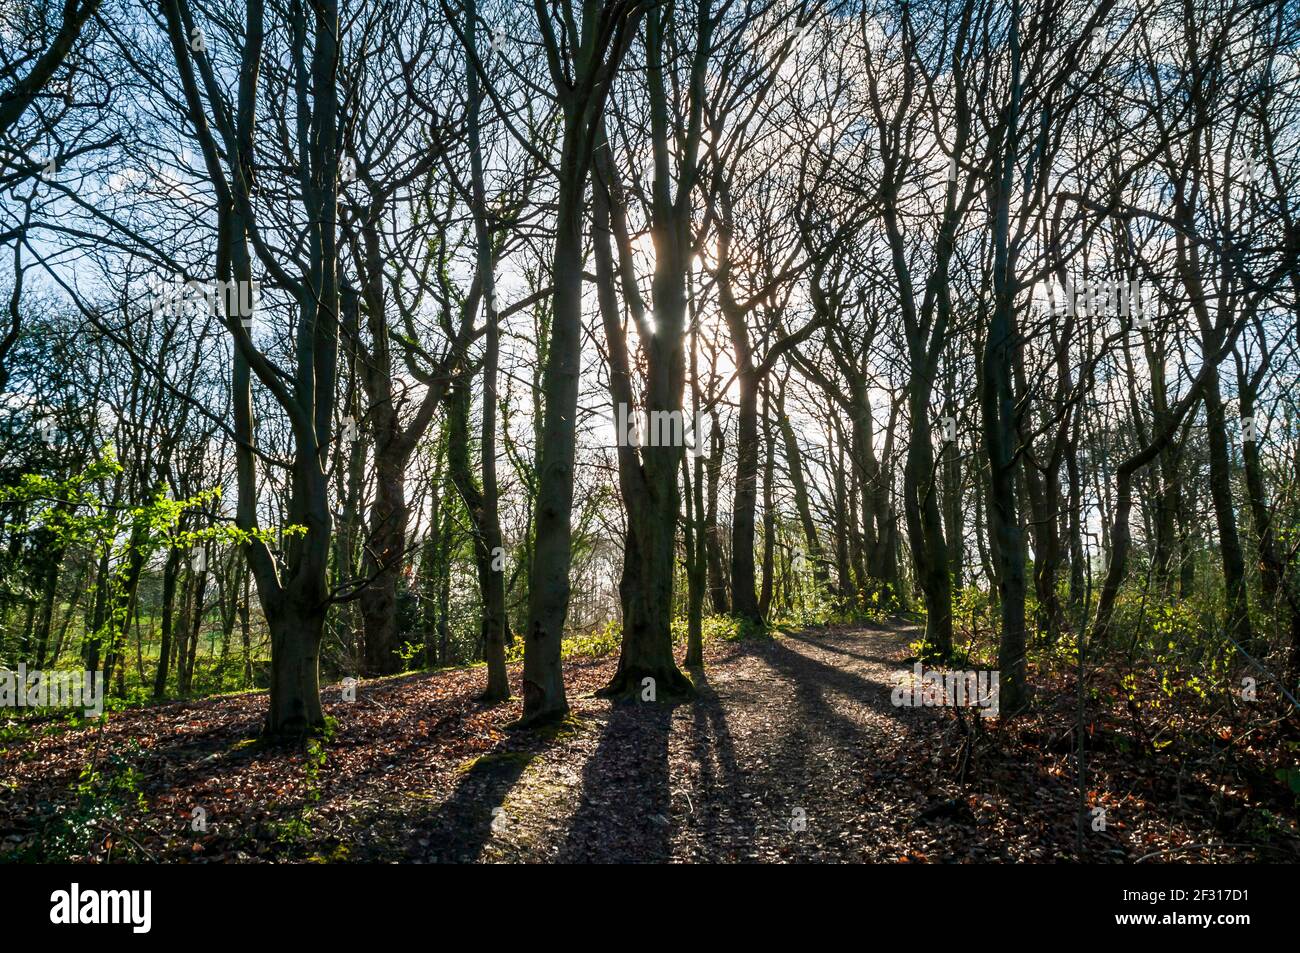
[704,421,728,613]
[1202,368,1254,650]
[239,565,252,686]
[727,346,762,623]
[1153,419,1183,598]
[1065,430,1086,616]
[448,377,511,701]
[1239,388,1300,678]
[182,566,207,694]
[985,6,1028,711]
[684,452,706,667]
[758,382,776,617]
[32,539,63,669]
[833,432,853,602]
[153,546,183,699]
[903,382,954,658]
[777,391,829,590]
[685,298,707,667]
[521,157,584,724]
[83,550,110,674]
[462,0,509,701]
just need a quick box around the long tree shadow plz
[1,666,531,862]
[683,667,762,858]
[415,747,537,862]
[756,632,941,858]
[763,633,909,723]
[783,628,903,667]
[558,699,676,863]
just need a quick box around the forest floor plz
[2,620,1298,863]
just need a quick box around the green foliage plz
[500,612,774,668]
[952,584,997,639]
[270,736,329,847]
[559,620,623,660]
[103,686,152,713]
[0,448,271,675]
[703,615,746,642]
[674,612,779,644]
[1276,766,1300,800]
[0,448,221,553]
[1104,593,1235,704]
[770,585,844,629]
[0,722,32,746]
[396,640,424,666]
[20,740,147,862]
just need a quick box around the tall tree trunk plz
[457,0,510,701]
[521,157,583,724]
[521,0,646,723]
[448,377,511,701]
[984,4,1028,711]
[758,382,776,617]
[704,420,729,613]
[727,338,762,623]
[589,114,692,700]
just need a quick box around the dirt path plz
[380,621,1005,863]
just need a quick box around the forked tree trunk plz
[601,499,694,699]
[521,0,647,726]
[589,128,692,700]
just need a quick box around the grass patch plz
[457,750,538,774]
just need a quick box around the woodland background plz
[0,0,1298,862]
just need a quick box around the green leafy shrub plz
[21,740,147,862]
